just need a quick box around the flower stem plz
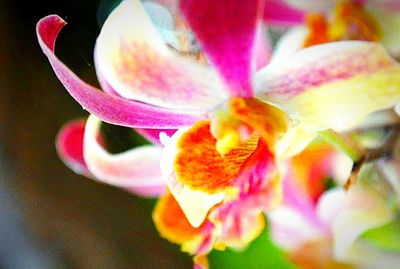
[319,129,364,162]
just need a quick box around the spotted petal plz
[180,0,264,97]
[37,15,204,129]
[96,0,226,110]
[160,127,226,227]
[256,41,400,132]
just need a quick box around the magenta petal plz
[56,119,91,176]
[37,15,206,129]
[180,0,263,98]
[264,0,305,26]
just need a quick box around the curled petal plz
[264,0,306,26]
[37,15,205,129]
[256,41,400,132]
[83,115,165,190]
[180,0,264,97]
[56,119,90,176]
[96,0,226,110]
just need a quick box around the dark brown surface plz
[0,0,190,268]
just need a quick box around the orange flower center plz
[174,120,259,193]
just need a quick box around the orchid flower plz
[37,0,400,267]
[269,143,400,269]
[273,0,400,61]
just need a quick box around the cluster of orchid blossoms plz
[37,0,400,268]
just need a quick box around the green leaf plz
[209,228,297,269]
[362,220,400,252]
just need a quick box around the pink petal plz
[56,119,91,176]
[95,0,227,111]
[36,15,206,129]
[56,118,164,197]
[180,0,264,97]
[210,141,279,248]
[83,115,166,191]
[255,41,400,131]
[264,0,306,26]
[94,55,178,145]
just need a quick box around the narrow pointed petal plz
[83,115,166,189]
[37,15,205,129]
[96,0,226,110]
[180,0,264,97]
[256,41,400,132]
[56,119,90,176]
[264,0,306,26]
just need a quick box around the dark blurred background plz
[0,0,192,268]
